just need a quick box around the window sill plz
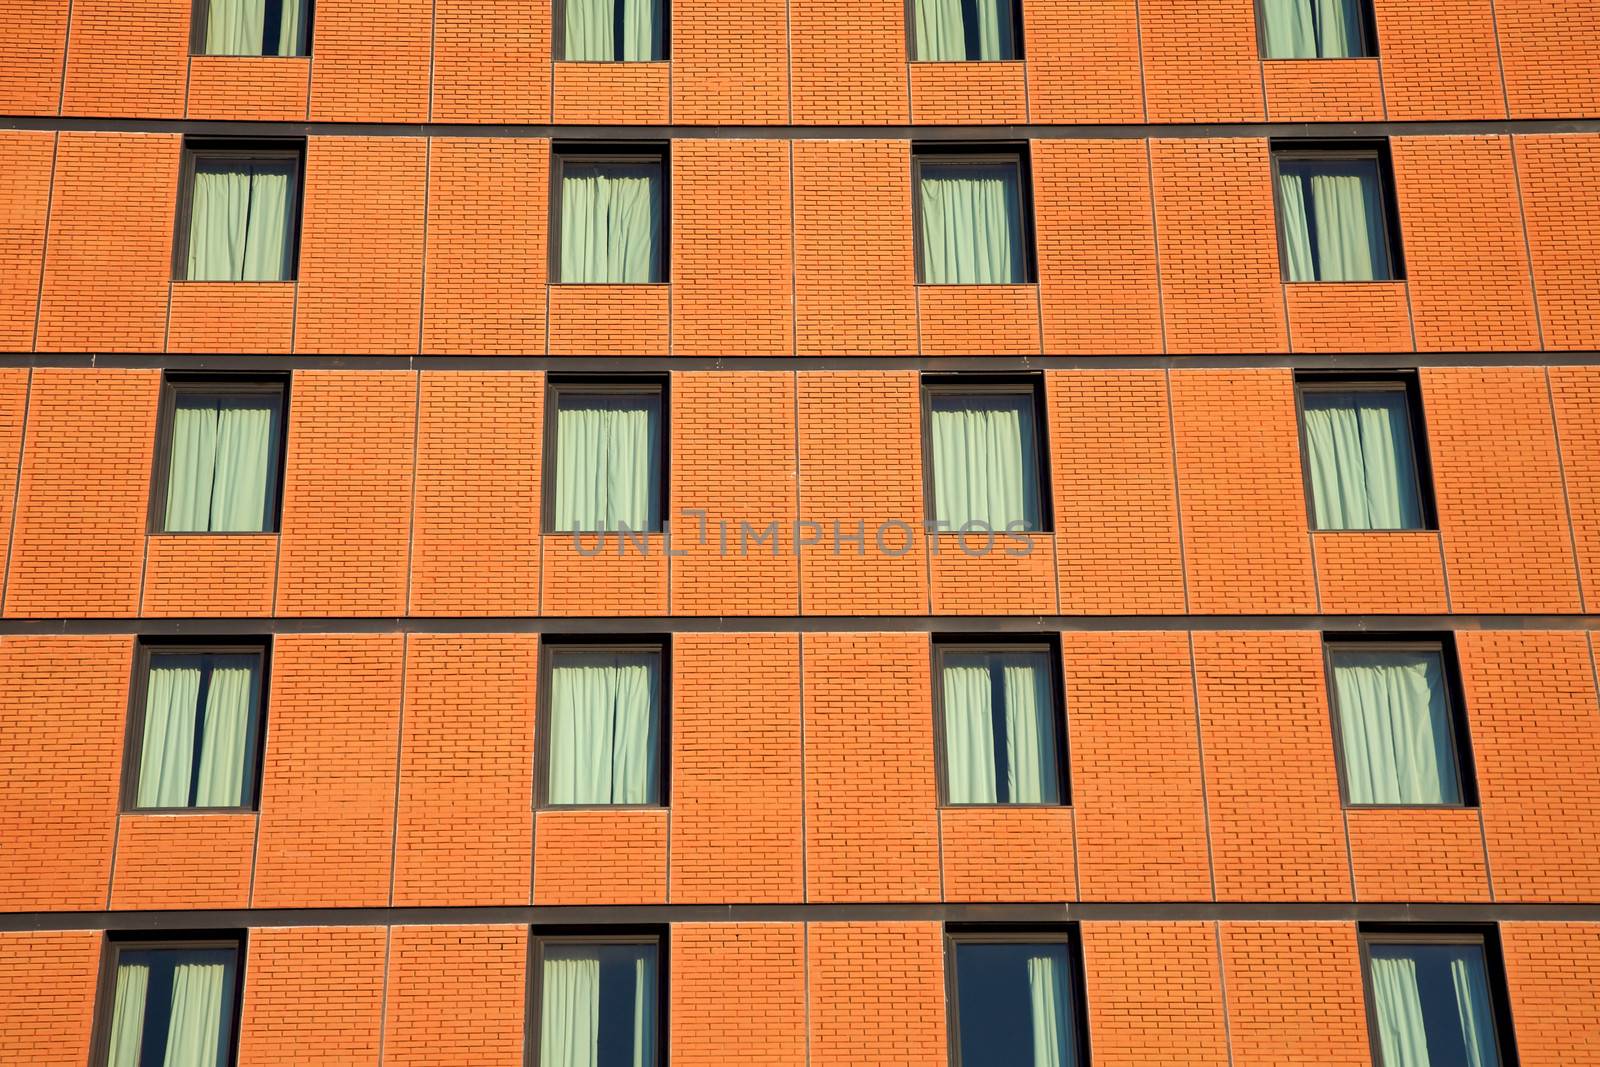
[190,52,312,60]
[917,281,1036,288]
[940,803,1071,811]
[909,58,1024,65]
[123,807,258,815]
[171,278,297,286]
[149,530,280,537]
[537,805,668,812]
[1344,804,1477,812]
[1261,56,1377,63]
[1283,278,1405,286]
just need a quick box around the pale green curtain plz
[105,962,150,1067]
[560,164,662,282]
[203,0,308,56]
[1277,172,1314,282]
[919,163,1025,284]
[1002,654,1058,804]
[541,951,601,1067]
[553,394,660,533]
[1026,953,1074,1067]
[942,655,998,804]
[548,653,660,805]
[930,394,1039,531]
[1333,651,1459,805]
[632,954,656,1067]
[163,960,226,1067]
[1277,160,1387,282]
[136,656,257,809]
[1372,955,1432,1067]
[136,661,203,808]
[563,0,662,60]
[193,659,258,807]
[163,396,278,533]
[942,652,1057,805]
[186,160,293,281]
[1303,391,1422,530]
[1452,953,1498,1067]
[913,0,1014,60]
[1262,0,1362,59]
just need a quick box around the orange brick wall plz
[382,925,527,1066]
[0,133,52,351]
[1082,922,1229,1066]
[670,923,806,1066]
[0,930,100,1065]
[1502,923,1600,1066]
[1220,922,1370,1066]
[807,922,947,1066]
[238,927,387,1066]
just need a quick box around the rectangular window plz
[538,641,666,807]
[910,0,1020,61]
[1361,930,1512,1067]
[192,0,311,57]
[1258,0,1374,59]
[556,0,665,60]
[530,932,662,1067]
[93,937,242,1067]
[947,929,1085,1067]
[914,148,1033,285]
[924,379,1047,533]
[151,376,287,534]
[553,148,667,283]
[935,641,1065,806]
[1297,377,1430,531]
[125,642,268,812]
[546,379,665,534]
[176,143,303,282]
[1274,145,1400,282]
[1326,638,1474,808]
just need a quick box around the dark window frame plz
[911,144,1038,285]
[903,0,1026,62]
[549,144,670,285]
[1323,633,1478,810]
[526,927,668,1067]
[552,0,671,61]
[1253,0,1378,60]
[944,924,1091,1067]
[89,932,247,1067]
[541,376,669,535]
[1271,140,1405,283]
[147,372,290,535]
[1294,371,1437,532]
[121,637,272,814]
[921,374,1053,534]
[930,635,1069,808]
[534,636,671,810]
[1357,925,1519,1067]
[173,139,306,283]
[190,0,315,57]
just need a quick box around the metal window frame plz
[534,636,671,809]
[920,374,1053,533]
[173,140,306,282]
[911,144,1038,285]
[526,927,668,1067]
[190,0,316,57]
[1357,925,1520,1067]
[541,376,670,535]
[943,924,1090,1067]
[930,635,1070,808]
[904,0,1026,62]
[1322,633,1478,810]
[88,932,247,1067]
[1253,0,1378,60]
[1293,371,1437,532]
[552,0,671,61]
[120,637,272,814]
[147,373,290,535]
[1270,140,1405,283]
[549,144,671,284]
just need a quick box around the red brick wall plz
[1083,922,1229,1066]
[1220,922,1370,1066]
[670,923,806,1066]
[807,922,947,1066]
[383,925,527,1066]
[238,927,387,1066]
[0,930,100,1065]
[0,133,52,350]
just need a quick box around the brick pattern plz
[918,284,1041,356]
[1284,282,1414,354]
[166,282,296,354]
[533,809,668,904]
[1345,808,1490,903]
[1502,923,1600,1066]
[552,62,670,124]
[141,534,278,617]
[540,534,669,616]
[432,0,551,122]
[789,0,908,124]
[1516,135,1600,350]
[939,806,1075,901]
[0,931,100,1066]
[109,813,255,910]
[0,0,68,115]
[383,925,527,1067]
[909,62,1027,125]
[60,0,188,118]
[670,923,807,1066]
[1495,1,1600,118]
[0,133,52,350]
[671,0,789,123]
[1139,0,1264,122]
[1374,0,1506,120]
[1023,0,1143,123]
[928,532,1056,615]
[807,922,947,1067]
[1549,366,1600,602]
[185,57,311,122]
[1082,922,1229,1066]
[308,0,432,122]
[547,284,670,355]
[238,927,387,1066]
[1263,59,1385,123]
[1312,532,1449,615]
[1220,922,1370,1067]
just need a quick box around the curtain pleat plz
[1372,955,1433,1067]
[1262,0,1361,58]
[165,402,221,533]
[554,395,660,532]
[1311,172,1379,281]
[564,0,661,59]
[204,0,267,56]
[165,398,277,533]
[277,0,307,56]
[560,165,662,283]
[541,952,601,1067]
[548,654,660,805]
[632,954,656,1067]
[106,962,150,1067]
[187,162,292,281]
[914,0,967,59]
[137,662,204,808]
[1001,654,1058,804]
[1303,391,1422,530]
[194,660,257,807]
[919,164,1024,284]
[1277,172,1315,282]
[1451,954,1498,1067]
[1333,651,1459,805]
[941,656,998,804]
[163,960,226,1067]
[1026,953,1074,1067]
[619,0,663,60]
[930,395,1038,531]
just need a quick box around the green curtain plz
[1332,651,1460,805]
[164,396,279,533]
[1303,390,1422,530]
[136,656,257,809]
[632,954,656,1067]
[1027,952,1075,1067]
[548,653,660,805]
[1002,654,1058,804]
[563,0,662,60]
[541,950,601,1067]
[136,661,204,808]
[930,394,1039,531]
[163,960,226,1067]
[1261,0,1362,59]
[203,0,307,56]
[1277,160,1387,282]
[913,0,1013,60]
[1371,946,1500,1067]
[942,655,998,804]
[919,163,1025,284]
[106,962,150,1067]
[1371,954,1432,1067]
[553,394,660,533]
[942,652,1057,804]
[186,160,293,281]
[1452,954,1498,1067]
[560,164,662,282]
[193,658,258,807]
[1277,172,1315,282]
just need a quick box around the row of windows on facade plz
[175,141,1402,287]
[192,0,1378,64]
[91,922,1512,1067]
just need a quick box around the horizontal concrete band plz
[5,901,1600,933]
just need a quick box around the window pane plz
[135,653,260,809]
[559,163,663,282]
[931,392,1040,531]
[1302,389,1423,530]
[918,162,1025,284]
[547,651,662,805]
[540,943,658,1067]
[202,0,309,56]
[107,947,237,1067]
[164,393,281,533]
[1261,0,1364,59]
[553,392,662,532]
[955,941,1076,1067]
[1369,943,1501,1067]
[186,159,295,281]
[913,0,1017,60]
[1332,650,1461,805]
[941,651,1059,805]
[562,0,664,60]
[1277,157,1389,282]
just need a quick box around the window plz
[151,376,286,534]
[538,641,666,807]
[934,641,1065,806]
[1361,929,1512,1067]
[176,143,303,282]
[546,379,665,534]
[192,0,311,57]
[553,148,667,283]
[914,148,1034,285]
[125,642,268,812]
[530,932,662,1067]
[1258,0,1374,59]
[910,0,1021,61]
[1297,376,1431,531]
[1273,145,1400,282]
[1326,638,1474,808]
[555,0,665,60]
[947,929,1085,1067]
[92,937,242,1067]
[924,379,1047,533]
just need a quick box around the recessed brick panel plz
[1220,922,1370,1067]
[909,63,1027,124]
[308,0,432,122]
[807,922,947,1067]
[383,925,527,1067]
[1345,809,1490,903]
[671,923,806,1067]
[166,282,296,354]
[1262,59,1384,122]
[1312,532,1449,615]
[1083,922,1230,1066]
[238,927,387,1066]
[939,807,1075,902]
[1284,282,1414,354]
[186,57,311,121]
[533,809,668,904]
[109,813,255,910]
